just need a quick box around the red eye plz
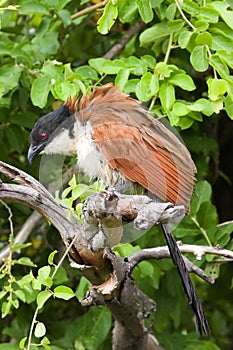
[40,133,47,140]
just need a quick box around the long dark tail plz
[161,223,210,336]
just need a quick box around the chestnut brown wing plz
[90,114,195,209]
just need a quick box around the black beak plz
[28,144,42,164]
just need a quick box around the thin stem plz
[26,232,79,349]
[175,0,196,31]
[0,200,13,236]
[149,95,157,110]
[71,0,109,20]
[27,306,39,350]
[205,45,217,78]
[164,33,173,64]
[51,231,79,279]
[191,216,212,247]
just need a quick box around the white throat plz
[43,128,76,156]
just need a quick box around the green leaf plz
[51,80,77,100]
[41,336,51,350]
[207,78,228,101]
[188,98,214,116]
[190,45,209,72]
[14,290,26,302]
[190,180,212,215]
[12,298,19,309]
[196,201,218,238]
[0,290,7,300]
[30,76,51,108]
[10,242,32,251]
[174,216,200,238]
[64,307,111,349]
[136,72,159,102]
[115,68,130,89]
[102,59,126,74]
[1,301,11,318]
[140,22,170,47]
[41,60,64,80]
[15,257,37,267]
[178,30,193,48]
[38,266,51,281]
[75,276,91,302]
[166,3,177,20]
[136,0,153,23]
[167,19,184,32]
[124,79,140,94]
[198,7,219,23]
[195,32,212,46]
[211,2,233,29]
[34,322,46,338]
[141,55,156,69]
[58,9,71,27]
[169,73,196,91]
[180,0,199,14]
[89,58,106,74]
[54,286,75,300]
[97,1,118,34]
[37,290,52,309]
[72,184,88,200]
[75,65,98,80]
[48,250,58,265]
[225,94,233,119]
[118,0,137,22]
[0,64,23,90]
[155,62,176,77]
[159,83,175,111]
[19,337,27,350]
[20,3,50,15]
[172,102,189,117]
[37,266,53,287]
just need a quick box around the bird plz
[28,83,210,336]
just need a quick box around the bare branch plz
[71,0,109,21]
[103,22,144,60]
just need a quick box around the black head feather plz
[28,104,74,163]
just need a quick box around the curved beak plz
[27,144,42,164]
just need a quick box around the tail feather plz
[161,223,210,336]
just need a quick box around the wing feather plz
[77,85,196,209]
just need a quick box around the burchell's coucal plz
[28,83,209,335]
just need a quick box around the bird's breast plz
[76,120,127,187]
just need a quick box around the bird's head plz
[28,103,75,164]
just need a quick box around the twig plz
[174,0,196,31]
[103,22,144,60]
[127,246,214,283]
[0,199,14,236]
[127,243,233,284]
[71,0,109,20]
[0,211,42,262]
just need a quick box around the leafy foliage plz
[0,0,233,349]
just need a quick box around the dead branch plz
[1,161,232,349]
[71,0,109,21]
[103,22,144,60]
